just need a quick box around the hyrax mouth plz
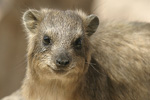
[52,68,68,74]
[47,65,70,74]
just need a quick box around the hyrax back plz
[91,22,150,100]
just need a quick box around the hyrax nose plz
[56,53,70,68]
[56,58,70,67]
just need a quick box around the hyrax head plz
[23,9,99,80]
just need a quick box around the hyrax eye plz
[74,38,82,49]
[43,35,51,45]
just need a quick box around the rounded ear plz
[22,9,41,33]
[85,14,99,36]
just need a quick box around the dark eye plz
[43,35,51,45]
[74,38,82,49]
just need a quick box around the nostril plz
[64,60,69,65]
[56,59,61,65]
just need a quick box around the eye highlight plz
[74,37,82,49]
[43,35,51,45]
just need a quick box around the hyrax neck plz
[23,71,85,100]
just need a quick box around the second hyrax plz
[21,9,150,100]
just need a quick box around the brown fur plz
[2,9,150,100]
[91,22,150,100]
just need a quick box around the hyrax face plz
[23,9,99,80]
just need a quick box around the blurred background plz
[0,0,150,98]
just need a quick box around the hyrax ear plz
[85,15,99,36]
[23,9,41,33]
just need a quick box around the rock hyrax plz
[2,9,150,100]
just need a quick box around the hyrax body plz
[2,9,150,100]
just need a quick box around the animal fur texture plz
[1,9,150,100]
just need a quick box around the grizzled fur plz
[2,9,150,100]
[91,22,150,100]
